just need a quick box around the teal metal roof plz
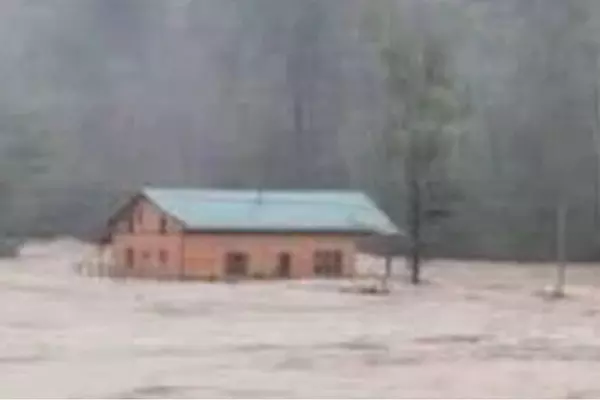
[142,188,399,235]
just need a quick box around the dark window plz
[313,250,343,277]
[276,252,292,278]
[127,215,134,233]
[313,251,327,275]
[136,206,143,224]
[142,251,150,261]
[159,250,168,265]
[159,215,168,234]
[225,252,249,277]
[125,248,134,269]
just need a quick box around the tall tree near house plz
[536,0,595,296]
[364,0,466,284]
[445,0,600,261]
[593,49,600,228]
[490,0,600,291]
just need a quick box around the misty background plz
[2,0,600,261]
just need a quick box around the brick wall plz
[183,233,358,279]
[110,197,360,280]
[111,198,184,279]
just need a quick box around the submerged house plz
[100,188,398,280]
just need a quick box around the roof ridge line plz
[143,187,369,194]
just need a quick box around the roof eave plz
[182,228,377,235]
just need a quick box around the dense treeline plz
[2,0,600,261]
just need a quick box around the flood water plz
[2,239,600,398]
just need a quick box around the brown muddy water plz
[2,239,600,398]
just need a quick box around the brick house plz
[100,188,398,280]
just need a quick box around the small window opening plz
[125,248,134,269]
[136,206,144,224]
[225,252,249,277]
[159,215,168,234]
[313,250,343,277]
[277,252,292,278]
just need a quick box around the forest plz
[2,0,600,261]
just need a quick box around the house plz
[100,187,398,280]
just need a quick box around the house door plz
[277,252,292,278]
[225,252,249,277]
[125,248,134,269]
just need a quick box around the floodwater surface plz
[1,239,600,398]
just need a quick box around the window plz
[127,215,135,233]
[125,248,134,269]
[276,252,292,278]
[313,251,327,275]
[136,206,144,224]
[159,215,168,234]
[313,250,343,277]
[142,251,150,261]
[159,250,169,265]
[225,252,249,277]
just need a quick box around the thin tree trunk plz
[553,203,567,297]
[404,122,423,285]
[382,254,392,292]
[593,69,600,227]
[408,175,422,285]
